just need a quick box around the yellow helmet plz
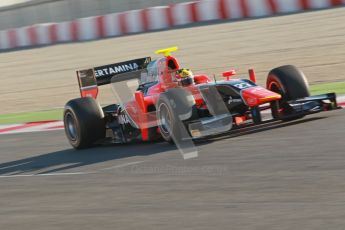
[176,68,194,86]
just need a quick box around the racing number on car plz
[234,82,252,89]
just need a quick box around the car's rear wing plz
[76,57,151,98]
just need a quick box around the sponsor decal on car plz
[118,113,131,125]
[94,63,140,77]
[227,96,242,104]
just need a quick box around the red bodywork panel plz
[222,70,236,80]
[194,75,211,84]
[80,87,98,99]
[248,69,257,83]
[241,86,281,107]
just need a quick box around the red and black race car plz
[63,47,340,149]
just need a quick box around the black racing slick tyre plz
[156,89,196,143]
[266,65,310,120]
[64,97,105,149]
[156,94,183,143]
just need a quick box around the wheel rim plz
[269,81,287,103]
[269,81,289,115]
[269,81,284,96]
[158,103,172,135]
[65,112,78,141]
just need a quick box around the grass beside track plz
[309,81,345,96]
[0,109,63,125]
[0,82,344,125]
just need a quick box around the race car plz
[63,47,340,149]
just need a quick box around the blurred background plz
[0,0,189,30]
[0,0,344,115]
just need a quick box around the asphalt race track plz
[0,109,344,230]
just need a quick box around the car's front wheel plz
[267,65,310,121]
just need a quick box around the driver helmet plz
[176,68,194,86]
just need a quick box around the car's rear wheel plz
[267,65,310,121]
[64,97,105,149]
[157,95,181,143]
[156,89,197,144]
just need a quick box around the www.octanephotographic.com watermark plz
[113,165,229,176]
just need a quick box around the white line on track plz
[0,174,35,178]
[37,172,95,176]
[0,171,95,178]
[0,161,146,179]
[101,161,145,171]
[0,161,33,170]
